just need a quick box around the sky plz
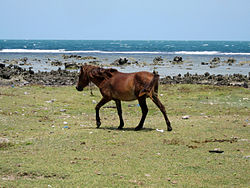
[0,0,250,40]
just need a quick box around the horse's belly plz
[113,91,137,101]
[112,91,137,101]
[120,95,137,101]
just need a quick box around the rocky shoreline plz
[160,72,249,88]
[0,63,249,88]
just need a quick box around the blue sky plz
[1,0,250,40]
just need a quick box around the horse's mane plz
[84,64,118,80]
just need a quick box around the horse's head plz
[76,65,90,91]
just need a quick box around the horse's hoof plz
[167,127,172,131]
[117,125,124,130]
[134,126,142,131]
[118,123,124,130]
[96,122,101,128]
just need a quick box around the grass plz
[0,84,249,187]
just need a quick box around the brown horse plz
[76,64,172,131]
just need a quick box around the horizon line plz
[1,39,250,42]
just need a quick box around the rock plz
[209,57,221,68]
[153,56,163,64]
[211,57,220,63]
[62,54,70,59]
[62,54,79,59]
[64,62,80,69]
[217,74,223,81]
[1,71,11,79]
[226,57,236,64]
[88,61,100,65]
[210,65,218,68]
[28,67,34,74]
[112,58,128,65]
[80,56,97,60]
[229,82,245,87]
[204,72,210,77]
[201,62,209,65]
[62,55,97,60]
[243,82,248,88]
[9,60,19,65]
[20,57,28,62]
[173,56,183,63]
[0,63,5,68]
[51,60,62,66]
[3,59,9,64]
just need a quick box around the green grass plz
[0,84,249,187]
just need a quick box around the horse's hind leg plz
[135,96,148,131]
[151,95,172,131]
[115,100,124,130]
[95,98,110,128]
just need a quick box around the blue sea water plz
[0,40,250,55]
[0,40,249,76]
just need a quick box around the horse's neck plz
[88,70,104,88]
[89,77,102,88]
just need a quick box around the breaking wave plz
[1,49,250,55]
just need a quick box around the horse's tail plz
[139,71,159,99]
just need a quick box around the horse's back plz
[112,71,154,88]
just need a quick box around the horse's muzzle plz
[76,86,83,91]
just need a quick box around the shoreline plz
[0,53,250,76]
[0,63,249,88]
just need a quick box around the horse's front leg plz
[95,98,110,128]
[115,100,124,129]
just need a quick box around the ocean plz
[0,40,250,76]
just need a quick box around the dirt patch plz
[0,92,17,97]
[163,138,184,145]
[2,172,68,181]
[193,137,238,144]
